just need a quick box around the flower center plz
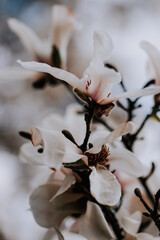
[85,145,110,167]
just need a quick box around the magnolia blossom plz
[0,5,77,91]
[20,104,149,206]
[141,41,160,86]
[18,31,160,104]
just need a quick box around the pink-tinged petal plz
[50,5,76,69]
[8,18,49,58]
[105,121,134,142]
[50,174,76,202]
[85,63,121,103]
[89,122,134,153]
[141,41,160,86]
[17,60,80,87]
[109,147,149,178]
[90,166,121,206]
[78,201,114,240]
[92,30,113,63]
[121,211,142,235]
[102,87,160,104]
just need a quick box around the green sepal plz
[63,159,89,170]
[74,88,90,104]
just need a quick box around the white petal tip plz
[127,121,135,133]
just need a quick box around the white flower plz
[8,5,76,68]
[18,31,160,104]
[141,41,160,86]
[20,105,148,206]
[0,5,77,92]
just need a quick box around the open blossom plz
[0,5,77,91]
[18,31,160,104]
[20,104,149,206]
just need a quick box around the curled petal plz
[30,127,66,170]
[109,148,149,178]
[17,60,80,87]
[8,18,49,58]
[78,201,114,240]
[141,41,160,86]
[20,126,82,169]
[89,166,121,206]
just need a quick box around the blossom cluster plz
[2,4,160,240]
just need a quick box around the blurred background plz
[0,0,160,239]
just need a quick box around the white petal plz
[17,60,80,87]
[0,67,37,82]
[85,63,121,103]
[135,233,159,240]
[65,104,86,145]
[109,147,149,178]
[78,201,114,240]
[30,183,60,228]
[90,166,121,206]
[8,18,49,58]
[50,174,76,202]
[121,211,142,235]
[141,41,160,86]
[44,228,87,240]
[103,87,160,104]
[20,127,81,169]
[105,121,134,142]
[40,113,67,131]
[0,67,38,98]
[50,5,76,69]
[30,183,85,228]
[31,127,66,170]
[89,122,134,153]
[31,126,83,168]
[20,142,47,166]
[92,30,113,63]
